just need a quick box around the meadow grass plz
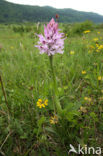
[0,23,103,155]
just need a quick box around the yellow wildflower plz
[84,97,92,102]
[83,30,91,34]
[11,46,14,49]
[98,76,103,81]
[44,99,48,106]
[38,99,42,102]
[93,38,98,42]
[36,99,48,108]
[98,45,103,50]
[70,51,75,55]
[97,32,100,34]
[82,70,86,74]
[84,97,88,101]
[96,49,100,53]
[80,106,87,113]
[50,115,58,124]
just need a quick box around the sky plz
[6,0,103,15]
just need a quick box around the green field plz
[0,22,103,156]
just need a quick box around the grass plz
[0,23,103,156]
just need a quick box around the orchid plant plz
[35,18,65,113]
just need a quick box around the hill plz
[0,0,103,23]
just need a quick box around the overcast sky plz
[6,0,103,15]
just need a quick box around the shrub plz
[63,20,94,36]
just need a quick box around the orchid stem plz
[49,55,62,113]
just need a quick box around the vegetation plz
[0,21,103,156]
[1,0,103,23]
[63,20,94,36]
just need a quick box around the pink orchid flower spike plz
[35,18,65,56]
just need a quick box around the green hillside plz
[0,0,103,23]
